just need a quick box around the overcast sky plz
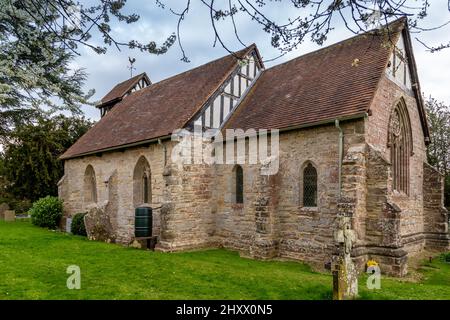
[72,1,450,120]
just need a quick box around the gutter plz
[61,135,172,160]
[278,113,367,135]
[217,112,368,143]
[64,112,368,161]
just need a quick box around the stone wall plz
[362,74,449,274]
[213,120,365,267]
[60,141,170,244]
[366,75,427,242]
[339,143,368,270]
[155,134,218,251]
[423,162,450,250]
[158,161,216,251]
[364,146,408,276]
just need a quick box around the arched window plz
[143,174,149,203]
[133,156,151,206]
[234,165,244,204]
[389,99,413,194]
[84,165,97,204]
[303,163,317,207]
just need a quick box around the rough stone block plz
[0,203,9,220]
[4,210,15,222]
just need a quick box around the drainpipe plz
[335,119,343,200]
[158,139,167,167]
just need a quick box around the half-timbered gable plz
[385,32,413,92]
[190,47,264,129]
[97,72,151,117]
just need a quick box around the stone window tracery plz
[388,99,413,194]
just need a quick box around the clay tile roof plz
[223,18,406,132]
[98,72,151,107]
[61,45,255,160]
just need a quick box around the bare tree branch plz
[155,0,450,63]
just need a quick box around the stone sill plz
[299,206,319,211]
[231,204,244,211]
[391,190,410,200]
[299,207,320,215]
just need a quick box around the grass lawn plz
[0,220,449,300]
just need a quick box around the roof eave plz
[96,97,123,109]
[60,134,172,161]
[98,72,152,108]
[218,112,368,143]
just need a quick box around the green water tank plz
[135,207,152,238]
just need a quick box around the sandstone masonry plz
[60,75,449,276]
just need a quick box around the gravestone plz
[84,205,116,243]
[0,203,9,220]
[66,217,73,233]
[4,210,16,222]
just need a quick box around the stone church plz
[59,18,449,276]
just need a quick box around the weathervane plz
[128,57,136,77]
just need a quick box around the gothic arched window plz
[133,156,151,206]
[303,163,317,207]
[234,165,244,204]
[389,100,413,194]
[143,174,149,203]
[84,165,97,204]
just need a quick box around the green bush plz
[71,212,87,236]
[442,252,450,263]
[29,196,63,229]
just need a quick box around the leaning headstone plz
[0,203,9,220]
[84,205,116,243]
[4,210,16,222]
